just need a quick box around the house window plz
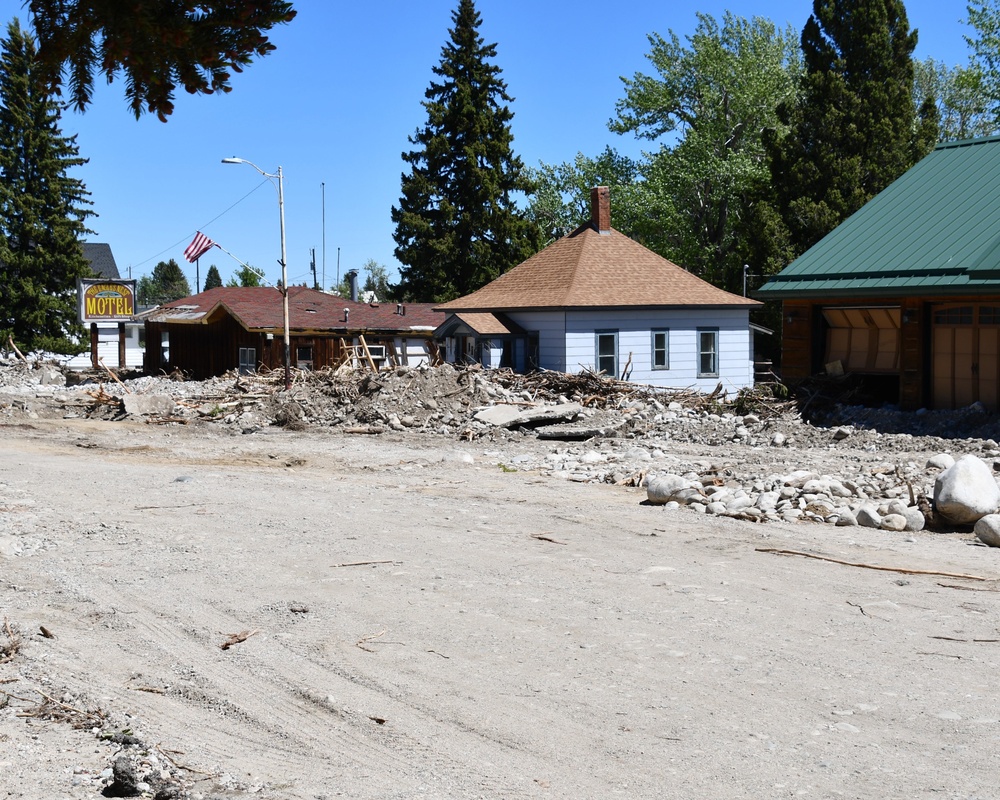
[296,345,313,370]
[238,347,256,375]
[651,329,669,370]
[596,330,618,378]
[698,328,719,377]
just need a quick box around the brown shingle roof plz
[449,312,525,336]
[148,286,442,332]
[436,224,760,311]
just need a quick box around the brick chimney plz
[591,186,611,234]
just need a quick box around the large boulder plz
[933,455,1000,525]
[646,474,698,505]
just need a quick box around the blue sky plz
[0,0,978,291]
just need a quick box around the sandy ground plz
[2,416,1000,799]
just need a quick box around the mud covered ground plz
[2,393,1000,798]
[0,367,1000,800]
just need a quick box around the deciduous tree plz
[27,0,296,121]
[526,147,641,244]
[225,265,263,287]
[0,19,93,355]
[391,0,540,302]
[609,13,801,292]
[914,59,994,142]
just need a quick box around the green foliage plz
[0,19,93,355]
[137,259,191,305]
[391,0,541,303]
[526,147,641,243]
[608,13,802,293]
[27,0,296,121]
[914,58,996,141]
[767,0,931,257]
[225,265,263,288]
[361,258,395,302]
[203,264,223,291]
[965,0,1000,128]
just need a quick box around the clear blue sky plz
[0,0,977,291]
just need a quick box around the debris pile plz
[3,358,1000,534]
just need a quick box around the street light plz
[221,156,290,391]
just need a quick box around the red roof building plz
[143,286,442,379]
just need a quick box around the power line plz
[128,179,270,271]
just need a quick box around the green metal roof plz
[757,134,1000,299]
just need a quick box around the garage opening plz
[821,306,901,406]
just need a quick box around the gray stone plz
[974,514,1000,547]
[934,454,1000,524]
[856,506,882,529]
[880,514,907,532]
[122,394,175,417]
[834,508,859,527]
[472,405,524,426]
[926,453,956,470]
[646,474,692,505]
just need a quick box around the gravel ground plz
[2,359,1000,799]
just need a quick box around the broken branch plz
[220,629,259,650]
[755,548,990,581]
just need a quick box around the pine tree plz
[766,0,933,256]
[0,19,93,355]
[137,259,191,305]
[203,264,223,291]
[391,0,540,302]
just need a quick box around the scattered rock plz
[974,514,1000,547]
[933,455,1000,524]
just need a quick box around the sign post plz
[77,279,137,369]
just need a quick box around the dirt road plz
[2,417,999,799]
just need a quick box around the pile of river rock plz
[6,356,1000,542]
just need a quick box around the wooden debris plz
[7,335,25,361]
[356,628,387,653]
[97,358,131,393]
[756,547,990,581]
[8,688,107,729]
[532,533,567,545]
[331,560,399,568]
[38,625,55,639]
[1,618,20,664]
[343,426,384,435]
[220,629,259,650]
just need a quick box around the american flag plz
[184,231,216,262]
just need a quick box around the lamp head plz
[221,157,244,164]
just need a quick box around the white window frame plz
[651,329,669,370]
[596,330,618,378]
[697,328,719,378]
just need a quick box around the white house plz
[434,187,761,392]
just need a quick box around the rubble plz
[2,357,1000,535]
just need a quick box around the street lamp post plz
[221,157,291,391]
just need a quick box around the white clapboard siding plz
[562,308,753,391]
[505,311,567,372]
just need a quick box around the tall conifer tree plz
[766,0,933,256]
[203,264,223,291]
[392,0,540,302]
[0,18,93,354]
